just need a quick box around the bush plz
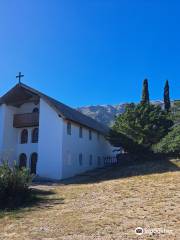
[0,161,32,209]
[153,125,180,156]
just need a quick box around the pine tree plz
[141,79,150,104]
[109,103,173,152]
[164,80,171,112]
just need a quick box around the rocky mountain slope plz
[77,101,165,126]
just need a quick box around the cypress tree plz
[141,79,150,104]
[164,80,171,112]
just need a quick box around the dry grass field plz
[0,159,179,240]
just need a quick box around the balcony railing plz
[13,112,39,128]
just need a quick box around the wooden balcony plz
[13,113,39,128]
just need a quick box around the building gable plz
[0,83,109,135]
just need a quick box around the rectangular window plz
[89,130,92,140]
[79,126,83,138]
[79,153,83,166]
[67,122,71,135]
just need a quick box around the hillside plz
[1,159,179,239]
[78,101,164,126]
[78,103,128,126]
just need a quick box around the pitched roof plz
[0,83,109,135]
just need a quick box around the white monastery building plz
[0,83,115,180]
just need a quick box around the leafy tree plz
[108,103,173,153]
[108,129,149,155]
[171,100,180,124]
[164,80,171,112]
[141,79,150,104]
[153,125,180,155]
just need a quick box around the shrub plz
[0,161,32,209]
[153,125,180,156]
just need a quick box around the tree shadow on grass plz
[61,156,180,185]
[0,188,64,217]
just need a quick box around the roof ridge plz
[1,83,109,134]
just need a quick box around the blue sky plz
[0,0,179,107]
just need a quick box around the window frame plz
[32,107,39,113]
[20,129,28,144]
[30,152,38,174]
[79,126,83,138]
[67,121,72,135]
[19,153,27,168]
[89,129,92,140]
[32,128,39,143]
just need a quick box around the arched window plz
[20,129,28,144]
[30,152,38,174]
[32,128,39,143]
[32,108,39,113]
[19,153,27,169]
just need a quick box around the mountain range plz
[77,101,165,126]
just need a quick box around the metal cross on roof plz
[16,72,24,83]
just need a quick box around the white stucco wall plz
[61,121,114,179]
[16,102,39,114]
[0,102,39,166]
[0,104,18,164]
[37,98,63,180]
[16,127,38,168]
[0,98,114,180]
[15,102,39,167]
